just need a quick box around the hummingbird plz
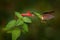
[41,11,55,21]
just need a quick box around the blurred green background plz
[0,0,60,40]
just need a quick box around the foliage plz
[3,20,16,31]
[22,23,29,33]
[2,11,43,40]
[16,19,24,26]
[12,28,21,40]
[32,12,42,19]
[3,12,33,40]
[23,17,32,23]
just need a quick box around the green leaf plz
[22,24,28,32]
[12,28,21,40]
[16,19,24,26]
[33,12,42,19]
[7,30,12,33]
[15,12,23,19]
[23,17,32,23]
[4,20,16,31]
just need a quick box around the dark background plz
[0,0,60,40]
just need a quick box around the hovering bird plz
[21,10,54,21]
[41,11,55,21]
